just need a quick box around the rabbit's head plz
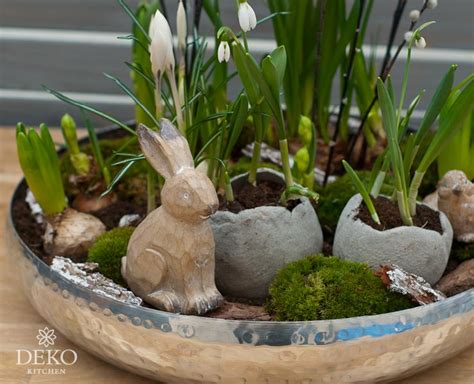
[137,120,218,221]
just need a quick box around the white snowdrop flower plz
[177,0,187,50]
[217,41,231,63]
[426,0,438,9]
[238,1,257,32]
[404,31,414,42]
[149,10,175,76]
[149,14,156,39]
[416,36,427,49]
[409,9,420,22]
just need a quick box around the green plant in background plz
[130,0,161,127]
[437,74,474,180]
[343,24,474,226]
[347,0,441,166]
[224,28,318,202]
[317,170,392,233]
[293,116,317,190]
[81,111,112,187]
[342,160,380,224]
[266,254,414,321]
[268,0,382,143]
[88,226,135,286]
[60,114,90,177]
[16,123,67,215]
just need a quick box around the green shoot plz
[81,111,111,187]
[131,0,160,126]
[342,160,380,225]
[60,114,90,176]
[409,76,474,213]
[377,78,412,225]
[437,76,474,179]
[16,124,67,216]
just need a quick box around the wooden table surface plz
[0,128,473,384]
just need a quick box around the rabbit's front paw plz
[187,291,223,315]
[146,290,182,313]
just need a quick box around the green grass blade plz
[418,78,474,172]
[43,86,136,135]
[342,160,380,224]
[103,72,160,128]
[414,64,457,146]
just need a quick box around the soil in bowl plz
[356,196,443,234]
[218,179,301,213]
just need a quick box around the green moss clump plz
[266,255,414,321]
[317,171,392,233]
[451,241,474,262]
[87,227,135,286]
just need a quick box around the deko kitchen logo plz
[16,327,78,375]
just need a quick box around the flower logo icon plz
[36,327,57,348]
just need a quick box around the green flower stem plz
[166,69,185,134]
[279,139,294,186]
[342,160,380,224]
[370,170,386,198]
[155,75,163,119]
[408,170,425,216]
[248,141,262,186]
[280,183,319,206]
[396,190,413,226]
[224,171,235,202]
[242,31,249,52]
[178,60,186,108]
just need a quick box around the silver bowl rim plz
[7,124,474,347]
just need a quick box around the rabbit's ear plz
[137,121,194,179]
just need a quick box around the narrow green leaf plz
[104,72,160,128]
[342,160,380,224]
[43,86,136,135]
[418,78,474,172]
[414,64,457,146]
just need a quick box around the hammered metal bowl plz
[6,126,474,383]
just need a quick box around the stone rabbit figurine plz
[437,170,474,243]
[122,119,223,314]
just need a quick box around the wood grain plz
[0,128,472,383]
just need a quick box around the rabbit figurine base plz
[122,120,223,315]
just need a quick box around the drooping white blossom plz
[416,36,427,49]
[426,0,438,10]
[238,1,257,32]
[149,10,175,76]
[217,41,231,63]
[409,9,420,22]
[177,0,187,51]
[404,31,414,42]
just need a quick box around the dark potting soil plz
[92,200,147,230]
[218,179,301,213]
[357,196,443,234]
[11,182,48,261]
[10,181,148,264]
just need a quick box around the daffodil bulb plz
[217,41,231,63]
[409,9,420,22]
[426,0,438,9]
[238,1,257,32]
[149,10,175,76]
[177,0,187,51]
[416,36,427,49]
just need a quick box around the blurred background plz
[0,0,473,127]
